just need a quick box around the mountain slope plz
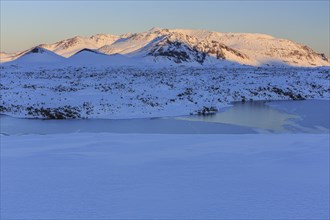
[0,51,23,63]
[39,34,119,57]
[206,31,329,66]
[136,33,249,65]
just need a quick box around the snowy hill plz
[6,47,65,65]
[1,28,329,67]
[68,48,110,63]
[66,48,135,66]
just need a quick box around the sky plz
[1,0,329,56]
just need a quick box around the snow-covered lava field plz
[1,66,329,119]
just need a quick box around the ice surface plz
[1,133,329,219]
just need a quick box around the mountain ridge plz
[1,28,329,67]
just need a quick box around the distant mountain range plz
[1,27,329,67]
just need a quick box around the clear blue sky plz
[1,0,329,56]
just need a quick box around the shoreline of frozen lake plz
[1,100,329,135]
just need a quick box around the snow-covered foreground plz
[1,133,329,219]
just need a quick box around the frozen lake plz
[1,99,329,219]
[1,100,329,135]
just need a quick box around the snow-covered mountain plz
[0,51,21,63]
[1,28,329,67]
[98,28,329,67]
[39,34,119,57]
